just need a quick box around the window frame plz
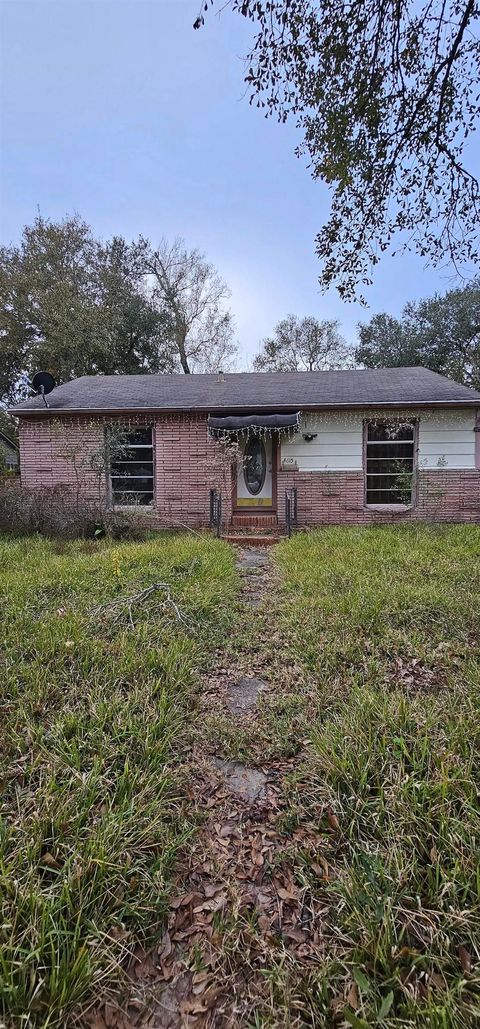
[106,425,155,509]
[363,418,419,510]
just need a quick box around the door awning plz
[208,412,300,435]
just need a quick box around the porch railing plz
[285,487,298,537]
[209,489,222,537]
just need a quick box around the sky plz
[1,0,477,367]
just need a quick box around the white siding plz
[280,408,477,472]
[281,413,363,471]
[417,409,476,469]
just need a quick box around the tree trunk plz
[176,324,191,373]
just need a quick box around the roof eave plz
[10,398,480,418]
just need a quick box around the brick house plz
[10,367,480,529]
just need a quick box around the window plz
[365,421,416,506]
[244,436,267,495]
[108,426,154,506]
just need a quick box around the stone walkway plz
[88,547,326,1029]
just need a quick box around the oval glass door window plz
[244,437,267,495]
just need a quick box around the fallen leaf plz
[346,982,360,1010]
[192,976,213,996]
[40,851,61,868]
[311,857,329,879]
[193,894,227,913]
[283,927,307,943]
[277,885,299,901]
[327,807,340,831]
[179,999,207,1016]
[170,892,202,910]
[157,930,172,961]
[217,823,234,838]
[204,883,224,898]
[458,945,472,973]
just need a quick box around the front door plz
[236,434,274,509]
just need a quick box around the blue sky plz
[1,0,477,365]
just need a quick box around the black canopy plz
[208,412,300,433]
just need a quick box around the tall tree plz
[254,314,352,371]
[198,1,480,300]
[135,237,236,373]
[0,215,174,403]
[0,408,17,443]
[356,281,480,389]
[95,235,176,374]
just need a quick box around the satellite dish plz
[32,371,56,396]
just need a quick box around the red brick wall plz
[276,468,480,525]
[18,414,233,527]
[19,418,106,500]
[153,414,233,526]
[17,414,480,527]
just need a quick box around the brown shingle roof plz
[10,367,480,416]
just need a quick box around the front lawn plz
[273,525,480,1026]
[1,525,479,1028]
[0,534,237,1027]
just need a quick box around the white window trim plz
[363,419,418,509]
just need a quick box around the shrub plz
[0,483,150,540]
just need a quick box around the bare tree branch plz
[92,581,193,630]
[136,236,236,372]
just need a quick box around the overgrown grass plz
[0,534,237,1027]
[274,526,480,1026]
[2,525,479,1027]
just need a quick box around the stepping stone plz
[227,676,268,715]
[237,549,269,571]
[213,758,267,802]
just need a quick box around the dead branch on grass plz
[92,581,193,631]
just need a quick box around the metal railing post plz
[217,492,222,538]
[209,489,222,537]
[285,488,297,538]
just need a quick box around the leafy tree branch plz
[197,1,480,300]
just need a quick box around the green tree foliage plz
[254,314,352,371]
[356,281,480,389]
[0,216,236,403]
[0,215,177,403]
[0,408,18,444]
[198,1,480,300]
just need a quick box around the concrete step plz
[222,534,285,547]
[231,513,278,529]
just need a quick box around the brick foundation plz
[276,469,480,524]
